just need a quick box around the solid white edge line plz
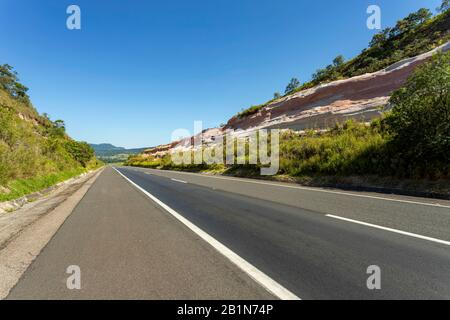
[113,167,300,300]
[171,178,187,184]
[138,168,450,209]
[326,214,450,246]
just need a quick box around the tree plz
[437,0,450,12]
[332,55,345,68]
[54,120,66,130]
[369,28,392,47]
[285,78,300,94]
[64,140,94,167]
[386,52,450,177]
[273,92,281,99]
[390,8,432,37]
[0,64,29,102]
[407,8,432,25]
[47,120,67,138]
[312,68,327,82]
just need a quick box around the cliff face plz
[144,42,450,157]
[226,42,450,132]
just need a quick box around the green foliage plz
[0,167,86,202]
[332,55,345,68]
[237,104,265,119]
[129,52,450,180]
[285,78,301,94]
[0,108,77,185]
[278,121,389,176]
[234,8,450,120]
[438,0,450,13]
[0,65,102,197]
[63,140,95,167]
[384,52,450,178]
[0,64,29,103]
[342,8,449,78]
[311,55,345,84]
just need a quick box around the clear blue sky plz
[0,0,441,148]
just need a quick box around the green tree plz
[285,78,300,94]
[386,52,450,177]
[0,64,29,102]
[332,55,345,68]
[437,0,450,12]
[48,120,66,138]
[390,8,432,37]
[369,28,392,47]
[273,92,281,99]
[64,141,94,167]
[54,120,66,130]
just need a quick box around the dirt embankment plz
[226,42,450,132]
[145,42,450,157]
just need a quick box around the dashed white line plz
[171,178,187,184]
[113,167,300,300]
[326,214,450,246]
[140,169,450,209]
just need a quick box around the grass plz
[1,75,104,202]
[126,121,389,175]
[131,42,450,197]
[125,119,449,194]
[125,122,450,198]
[0,157,103,203]
[0,167,85,202]
[277,122,388,177]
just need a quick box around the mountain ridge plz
[89,143,150,162]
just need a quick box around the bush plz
[237,104,265,119]
[278,121,389,176]
[384,51,450,178]
[63,140,95,167]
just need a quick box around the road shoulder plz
[0,169,103,299]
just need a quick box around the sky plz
[0,0,442,148]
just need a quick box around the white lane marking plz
[139,169,450,209]
[113,168,300,300]
[326,214,450,246]
[171,178,187,184]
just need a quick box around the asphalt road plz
[7,167,274,300]
[8,166,450,299]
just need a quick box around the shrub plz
[384,51,450,178]
[63,141,95,167]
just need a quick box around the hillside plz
[128,8,450,185]
[226,41,450,133]
[90,143,149,163]
[135,8,450,160]
[236,8,450,120]
[0,65,102,201]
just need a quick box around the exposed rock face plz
[145,42,450,157]
[143,142,179,158]
[226,42,450,132]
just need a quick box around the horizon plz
[0,0,441,148]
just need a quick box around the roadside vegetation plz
[236,6,450,119]
[127,51,450,185]
[0,65,102,202]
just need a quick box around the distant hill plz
[90,143,126,153]
[90,143,149,163]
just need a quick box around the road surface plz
[7,166,450,299]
